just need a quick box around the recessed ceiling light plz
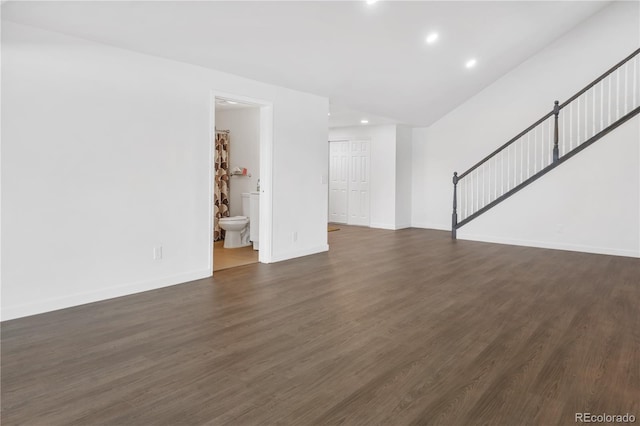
[425,33,439,44]
[361,119,369,124]
[366,0,378,5]
[328,112,331,116]
[465,58,477,69]
[227,100,238,105]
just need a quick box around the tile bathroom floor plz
[213,240,259,271]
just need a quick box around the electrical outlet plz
[153,246,163,261]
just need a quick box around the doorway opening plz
[210,92,273,272]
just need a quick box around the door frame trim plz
[210,91,274,269]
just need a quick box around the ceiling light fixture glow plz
[361,119,369,124]
[366,0,378,5]
[425,33,439,44]
[227,100,238,104]
[465,58,477,69]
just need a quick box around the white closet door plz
[347,140,370,226]
[329,141,349,223]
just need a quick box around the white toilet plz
[218,193,251,248]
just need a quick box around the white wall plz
[411,127,432,228]
[328,124,413,230]
[215,108,260,217]
[411,1,640,257]
[1,22,329,320]
[329,125,398,229]
[270,87,329,262]
[395,125,412,229]
[461,115,639,257]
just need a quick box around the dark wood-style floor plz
[2,226,639,425]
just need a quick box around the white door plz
[329,141,349,223]
[347,140,370,226]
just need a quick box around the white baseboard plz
[334,222,411,231]
[411,221,450,231]
[369,222,393,230]
[270,244,329,263]
[369,222,403,230]
[457,232,640,258]
[1,268,212,321]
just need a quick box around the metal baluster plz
[484,161,491,205]
[584,92,588,143]
[541,126,545,173]
[505,145,511,191]
[561,113,565,157]
[625,61,629,114]
[538,124,541,171]
[478,166,482,209]
[592,85,596,137]
[474,169,477,215]
[512,144,516,189]
[527,132,531,178]
[501,149,504,196]
[532,129,536,176]
[569,102,573,152]
[511,144,515,189]
[477,169,480,213]
[539,126,542,172]
[469,173,472,216]
[633,56,640,107]
[486,162,489,205]
[493,157,497,202]
[467,178,470,218]
[476,168,480,213]
[482,164,485,208]
[600,79,604,132]
[543,120,547,167]
[534,125,538,173]
[460,179,463,221]
[608,75,612,126]
[468,176,471,217]
[577,95,581,147]
[463,178,467,220]
[616,69,620,121]
[489,157,496,202]
[516,140,520,183]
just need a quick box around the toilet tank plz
[241,193,250,217]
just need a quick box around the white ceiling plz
[2,1,611,127]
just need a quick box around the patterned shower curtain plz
[214,130,230,241]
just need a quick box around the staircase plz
[452,48,640,239]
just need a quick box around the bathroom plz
[214,97,261,271]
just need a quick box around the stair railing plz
[452,48,640,238]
